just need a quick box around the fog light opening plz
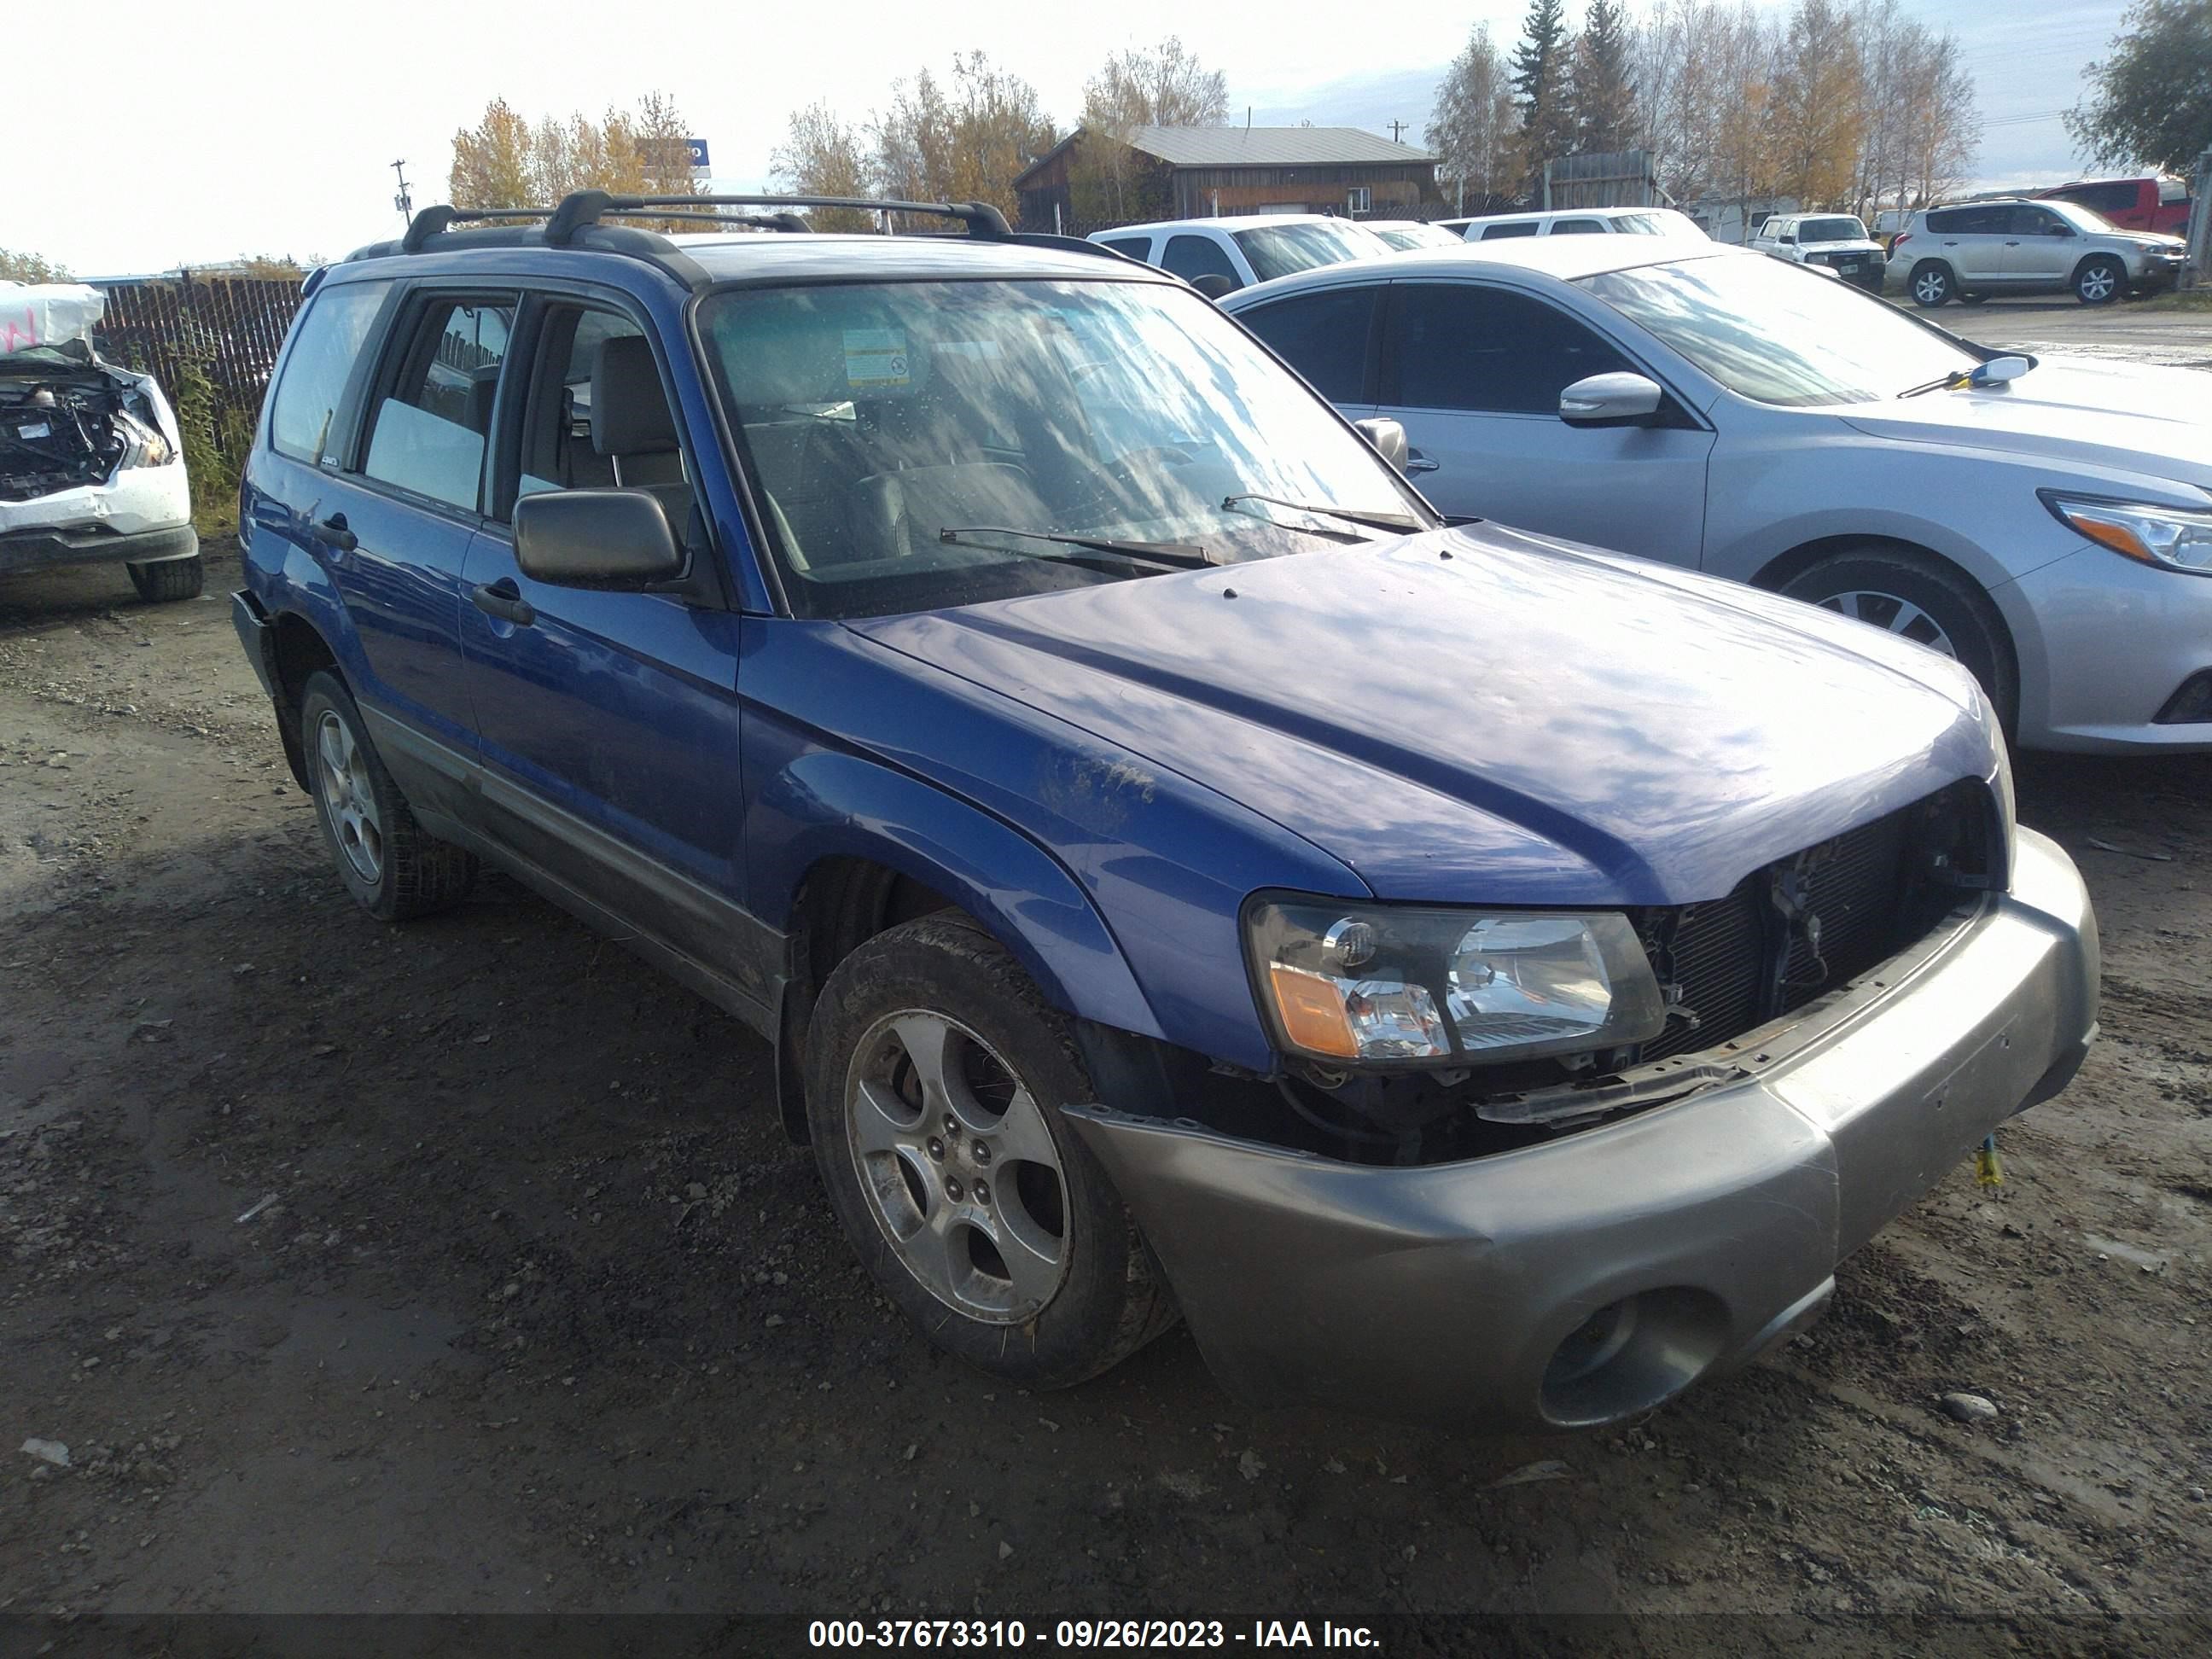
[1540,1287,1729,1429]
[2154,671,2212,726]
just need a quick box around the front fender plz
[753,748,1166,1045]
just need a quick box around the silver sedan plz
[1223,239,2212,751]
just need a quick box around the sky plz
[13,0,2133,277]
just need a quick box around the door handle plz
[2003,240,2020,247]
[312,514,358,552]
[470,579,537,628]
[1405,449,1441,474]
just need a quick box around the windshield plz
[2045,198,2118,234]
[698,278,1427,618]
[1376,224,1464,250]
[1231,220,1392,282]
[1800,217,1866,243]
[1581,253,1978,407]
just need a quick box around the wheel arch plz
[2069,251,2127,289]
[1749,531,2022,724]
[760,753,1165,1143]
[266,609,344,793]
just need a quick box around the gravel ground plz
[1,547,2208,1650]
[1923,294,2212,370]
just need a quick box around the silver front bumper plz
[1068,829,2098,1430]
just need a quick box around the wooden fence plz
[89,273,305,461]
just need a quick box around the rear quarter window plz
[267,282,390,464]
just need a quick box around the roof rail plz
[543,191,1012,244]
[400,206,555,254]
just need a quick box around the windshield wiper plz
[937,526,1219,569]
[1899,353,2038,399]
[1220,493,1424,535]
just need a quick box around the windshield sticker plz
[843,329,910,389]
[934,340,1004,361]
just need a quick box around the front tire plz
[127,556,204,602]
[2074,256,2124,305]
[299,671,476,921]
[805,915,1176,1388]
[1782,549,2017,737]
[1908,261,1954,307]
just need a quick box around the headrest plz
[592,335,678,456]
[713,293,930,408]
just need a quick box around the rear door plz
[457,288,773,1011]
[258,284,515,758]
[1372,278,1713,567]
[1231,282,1381,422]
[1926,206,2010,284]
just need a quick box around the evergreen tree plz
[1510,0,1579,194]
[1571,0,1639,154]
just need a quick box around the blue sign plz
[685,138,710,169]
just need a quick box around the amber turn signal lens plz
[1268,963,1359,1058]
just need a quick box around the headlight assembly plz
[2041,492,2212,576]
[1245,897,1667,1068]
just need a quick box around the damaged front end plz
[2,282,195,578]
[2,354,176,503]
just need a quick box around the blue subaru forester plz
[232,191,2099,1429]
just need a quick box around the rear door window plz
[1161,236,1241,286]
[1479,222,1540,240]
[360,297,516,513]
[267,281,390,464]
[1388,283,1633,415]
[1548,218,1605,235]
[1237,286,1379,403]
[1928,206,2007,236]
[1096,236,1152,260]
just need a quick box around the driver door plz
[1371,279,1714,569]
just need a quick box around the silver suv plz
[1749,213,1885,291]
[1887,198,2185,306]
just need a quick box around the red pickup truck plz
[2035,176,2192,236]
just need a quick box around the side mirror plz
[1190,272,1237,300]
[1353,416,1409,473]
[514,488,685,586]
[1559,372,1665,428]
[2048,223,2074,236]
[1966,355,2032,387]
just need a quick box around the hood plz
[1837,355,2212,487]
[847,528,1997,906]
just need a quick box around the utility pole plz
[1388,120,1408,144]
[392,160,414,226]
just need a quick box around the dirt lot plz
[2,537,2209,1649]
[1931,294,2212,370]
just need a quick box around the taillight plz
[1892,232,1911,251]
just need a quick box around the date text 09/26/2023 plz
[807,1619,1382,1649]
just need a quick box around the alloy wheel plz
[1912,268,1949,305]
[1817,590,1958,658]
[2077,263,2118,303]
[316,709,385,882]
[844,1010,1071,1324]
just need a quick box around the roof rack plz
[365,190,1133,275]
[542,191,1012,245]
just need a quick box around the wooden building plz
[1015,125,1439,232]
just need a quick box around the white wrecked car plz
[3,282,200,600]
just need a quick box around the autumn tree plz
[1510,0,1580,195]
[871,54,1054,225]
[448,94,706,228]
[1,249,74,283]
[1570,0,1639,154]
[2067,0,2212,174]
[1428,22,1522,212]
[1766,0,1866,207]
[771,102,878,230]
[1070,37,1230,224]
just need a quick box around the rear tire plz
[299,671,476,922]
[805,915,1177,1388]
[127,556,204,602]
[2074,256,2124,306]
[1781,548,2018,739]
[1907,261,1954,307]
